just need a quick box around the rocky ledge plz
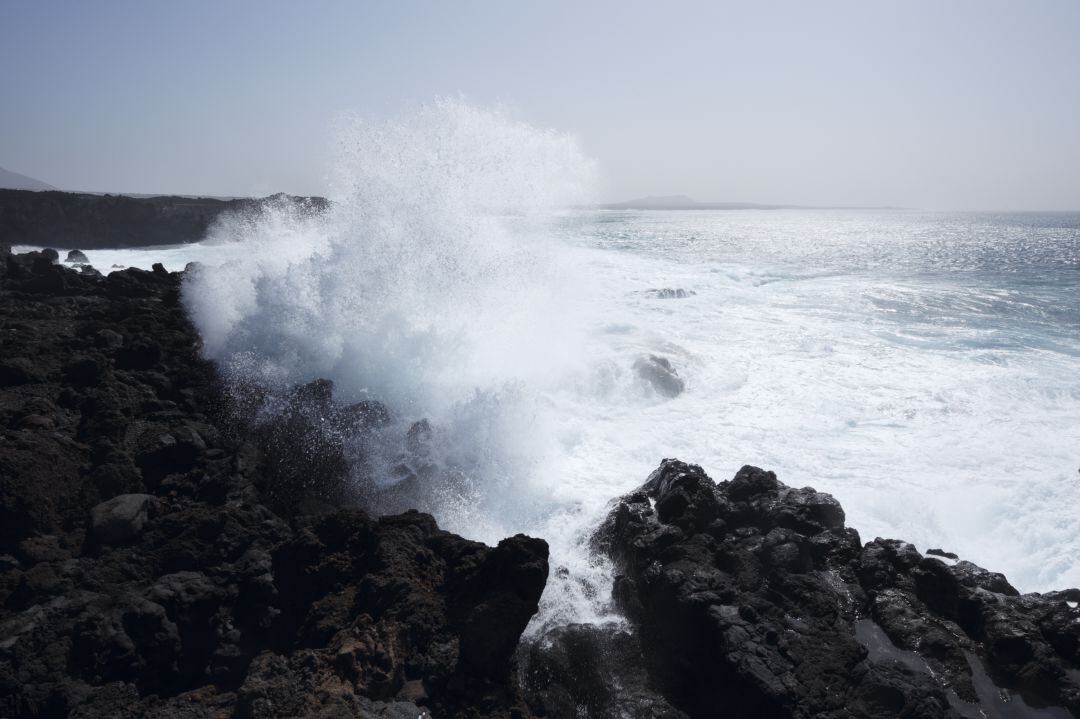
[0,246,547,718]
[531,459,1078,719]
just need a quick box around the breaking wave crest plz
[183,99,602,554]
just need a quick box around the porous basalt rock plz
[593,459,1080,719]
[0,247,548,718]
[633,355,685,398]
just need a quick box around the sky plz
[1,0,1079,209]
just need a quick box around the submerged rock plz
[89,493,155,544]
[634,354,686,397]
[644,288,696,299]
[591,459,1080,719]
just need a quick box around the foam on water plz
[550,210,1080,594]
[63,104,1080,630]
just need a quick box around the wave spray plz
[183,99,616,629]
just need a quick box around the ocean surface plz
[28,207,1080,634]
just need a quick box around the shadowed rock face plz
[520,623,688,719]
[592,459,1080,719]
[0,247,548,718]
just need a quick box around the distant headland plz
[0,188,327,249]
[598,194,903,210]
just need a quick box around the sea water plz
[33,102,1080,631]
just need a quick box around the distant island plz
[599,195,901,211]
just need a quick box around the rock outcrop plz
[0,247,548,718]
[633,355,685,398]
[591,459,1080,718]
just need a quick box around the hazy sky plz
[2,0,1078,209]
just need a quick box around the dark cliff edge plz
[0,247,546,718]
[2,246,1077,718]
[0,189,328,250]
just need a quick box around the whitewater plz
[38,101,1080,632]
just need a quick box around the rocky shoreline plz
[1,245,1077,718]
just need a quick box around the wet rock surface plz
[633,355,685,398]
[592,459,1080,718]
[642,288,696,299]
[0,247,548,718]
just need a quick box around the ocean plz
[23,103,1080,635]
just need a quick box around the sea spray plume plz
[183,98,597,540]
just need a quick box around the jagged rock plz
[634,355,686,397]
[926,548,959,560]
[594,459,1080,719]
[90,494,156,544]
[406,418,434,454]
[521,623,687,718]
[0,250,547,718]
[63,356,106,386]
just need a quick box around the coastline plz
[1,246,1078,718]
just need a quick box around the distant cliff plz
[0,189,328,249]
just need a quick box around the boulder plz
[0,357,45,386]
[65,249,89,264]
[89,494,155,544]
[521,623,687,718]
[634,355,686,397]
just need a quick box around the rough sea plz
[25,102,1080,632]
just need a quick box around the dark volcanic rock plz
[521,623,687,719]
[0,250,548,718]
[89,493,156,544]
[65,249,89,264]
[634,355,686,397]
[594,459,1080,718]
